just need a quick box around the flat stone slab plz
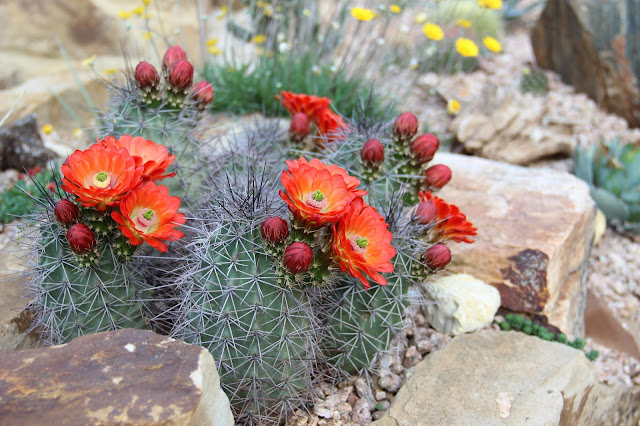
[373,331,640,425]
[0,329,234,426]
[434,152,597,338]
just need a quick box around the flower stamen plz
[137,208,156,227]
[92,171,111,188]
[350,235,369,254]
[305,190,328,209]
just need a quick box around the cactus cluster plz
[574,139,640,233]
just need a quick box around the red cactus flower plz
[54,199,80,225]
[47,182,56,193]
[290,112,310,142]
[332,197,395,289]
[424,164,452,190]
[101,135,175,181]
[361,138,385,166]
[280,158,366,226]
[111,181,186,252]
[417,191,477,243]
[393,112,419,140]
[314,107,347,142]
[283,242,313,274]
[275,91,331,120]
[191,81,214,109]
[411,133,439,164]
[285,157,366,194]
[261,217,289,244]
[168,60,194,91]
[28,166,41,176]
[61,144,143,210]
[162,45,188,73]
[423,243,451,270]
[135,61,160,89]
[67,223,96,254]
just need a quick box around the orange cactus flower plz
[101,135,175,181]
[280,158,366,226]
[314,107,347,142]
[61,144,143,210]
[111,181,186,252]
[416,191,477,243]
[275,91,331,120]
[284,157,366,195]
[332,197,395,289]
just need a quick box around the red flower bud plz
[411,133,439,163]
[423,243,451,271]
[135,61,160,89]
[47,182,56,193]
[283,242,313,274]
[191,81,214,109]
[261,217,289,244]
[290,112,310,142]
[162,45,188,73]
[168,60,194,91]
[424,164,451,190]
[67,223,96,254]
[54,199,80,225]
[361,138,385,166]
[393,112,419,140]
[415,199,437,224]
[28,166,41,176]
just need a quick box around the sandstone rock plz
[531,0,640,127]
[422,273,501,335]
[449,85,575,165]
[373,331,640,426]
[435,152,597,338]
[0,114,56,171]
[0,329,234,426]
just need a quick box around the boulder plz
[422,273,501,335]
[449,85,575,165]
[435,152,597,338]
[0,329,234,426]
[531,0,640,127]
[373,331,640,426]
[0,114,56,171]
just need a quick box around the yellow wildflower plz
[73,128,83,139]
[118,10,132,19]
[390,4,402,13]
[478,0,502,9]
[42,124,54,135]
[483,36,502,53]
[523,66,531,75]
[422,23,444,41]
[143,31,153,40]
[455,38,479,57]
[207,39,221,54]
[447,99,460,115]
[142,0,151,5]
[132,6,145,15]
[252,34,267,44]
[457,19,472,28]
[303,9,311,16]
[350,7,376,21]
[104,68,118,75]
[82,55,96,67]
[216,6,227,20]
[415,12,428,24]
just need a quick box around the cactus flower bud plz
[67,223,96,254]
[411,133,439,163]
[191,81,214,109]
[361,138,385,166]
[168,60,194,91]
[54,199,80,225]
[415,199,437,224]
[393,112,419,140]
[283,242,313,274]
[289,112,310,142]
[424,164,452,190]
[423,243,451,271]
[134,61,159,89]
[261,217,289,244]
[162,45,188,73]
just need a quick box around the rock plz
[594,208,607,246]
[0,114,56,171]
[435,152,597,338]
[449,85,576,165]
[373,331,640,426]
[531,0,640,127]
[351,399,372,425]
[422,273,501,336]
[0,329,234,426]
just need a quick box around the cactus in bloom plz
[24,137,186,345]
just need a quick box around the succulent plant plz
[520,67,549,95]
[574,139,640,232]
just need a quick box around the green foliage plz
[435,0,503,38]
[0,169,57,226]
[574,139,640,233]
[520,68,549,95]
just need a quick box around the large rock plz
[435,152,597,338]
[0,329,234,425]
[373,331,640,425]
[531,0,640,127]
[449,85,576,165]
[0,114,56,171]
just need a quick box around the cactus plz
[520,67,549,95]
[574,139,640,233]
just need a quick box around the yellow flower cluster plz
[390,4,402,14]
[455,38,479,57]
[423,23,444,41]
[483,36,502,53]
[351,7,376,21]
[478,0,502,9]
[42,124,54,135]
[207,39,221,55]
[447,99,460,115]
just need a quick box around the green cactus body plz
[520,69,549,94]
[33,221,148,345]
